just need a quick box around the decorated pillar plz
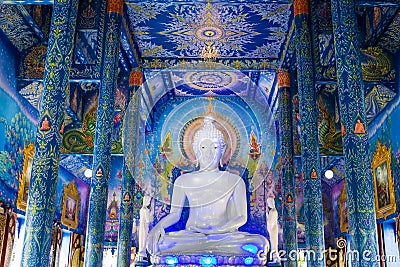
[84,1,124,266]
[117,71,143,267]
[277,71,297,267]
[293,0,325,265]
[330,0,379,265]
[20,0,78,266]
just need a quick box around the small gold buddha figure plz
[40,117,50,131]
[310,168,318,179]
[59,122,65,134]
[354,119,365,134]
[96,168,103,177]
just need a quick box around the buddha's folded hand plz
[147,224,165,254]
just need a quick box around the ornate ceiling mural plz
[377,10,400,55]
[0,5,40,52]
[126,1,292,60]
[173,70,250,96]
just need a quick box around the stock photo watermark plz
[257,238,400,263]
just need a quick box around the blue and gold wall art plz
[369,93,400,222]
[125,1,291,69]
[61,78,130,154]
[126,2,291,59]
[317,88,343,155]
[0,36,35,206]
[54,166,89,235]
[105,156,124,246]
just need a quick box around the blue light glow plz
[200,255,217,266]
[244,257,254,265]
[242,244,258,254]
[166,256,178,265]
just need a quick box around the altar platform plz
[150,254,266,266]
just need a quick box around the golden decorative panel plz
[16,143,34,211]
[371,141,396,219]
[61,180,80,229]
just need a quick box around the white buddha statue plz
[136,195,152,261]
[266,197,280,263]
[147,116,268,257]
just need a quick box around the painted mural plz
[54,167,89,235]
[105,156,124,246]
[61,76,130,154]
[317,88,343,155]
[0,35,35,206]
[332,179,347,236]
[369,93,400,221]
[125,1,292,60]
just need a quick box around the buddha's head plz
[192,116,226,170]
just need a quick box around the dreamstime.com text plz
[257,238,400,263]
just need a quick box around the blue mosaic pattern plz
[278,76,298,267]
[294,1,325,266]
[20,0,79,265]
[84,3,123,267]
[330,0,379,265]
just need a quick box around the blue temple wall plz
[0,32,35,206]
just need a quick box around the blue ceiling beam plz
[124,0,292,3]
[2,0,54,4]
[16,5,47,42]
[4,0,397,6]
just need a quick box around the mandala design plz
[173,70,250,96]
[185,71,235,90]
[126,2,292,59]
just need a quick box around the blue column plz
[293,0,325,265]
[330,0,379,265]
[117,72,143,267]
[84,0,124,266]
[21,0,78,266]
[277,71,298,267]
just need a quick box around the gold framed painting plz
[371,141,396,219]
[61,180,80,229]
[338,184,349,233]
[16,143,34,211]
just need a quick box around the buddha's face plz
[196,138,223,170]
